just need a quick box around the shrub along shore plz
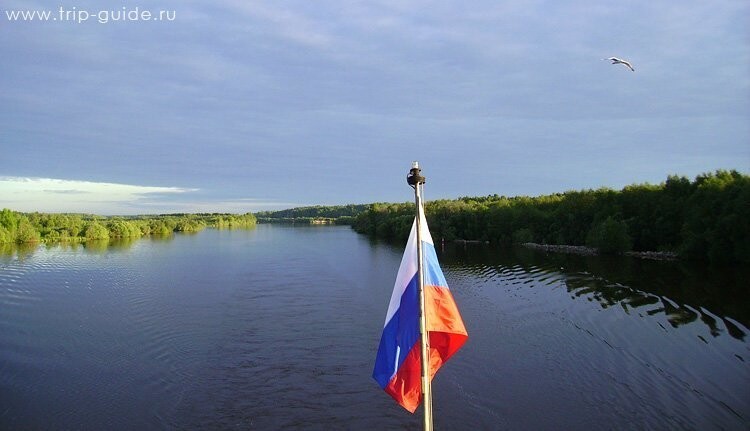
[0,211,256,244]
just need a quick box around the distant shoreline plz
[522,243,679,261]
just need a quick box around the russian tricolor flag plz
[373,209,468,413]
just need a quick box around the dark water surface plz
[1,225,748,430]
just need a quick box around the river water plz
[0,225,748,430]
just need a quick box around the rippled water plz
[1,226,748,430]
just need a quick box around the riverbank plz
[351,171,749,264]
[522,243,679,261]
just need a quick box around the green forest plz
[352,170,749,263]
[0,211,257,244]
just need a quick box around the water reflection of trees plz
[83,237,140,253]
[439,243,749,341]
[0,242,38,260]
[1,235,173,258]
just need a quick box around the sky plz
[1,1,748,214]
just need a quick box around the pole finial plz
[407,161,426,187]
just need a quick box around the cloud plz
[0,177,298,214]
[0,177,197,214]
[42,189,91,195]
[0,176,195,195]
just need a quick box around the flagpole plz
[407,161,433,431]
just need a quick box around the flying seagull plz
[605,57,635,72]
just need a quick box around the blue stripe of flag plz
[372,272,420,388]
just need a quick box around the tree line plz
[255,204,368,225]
[0,211,257,244]
[352,170,749,263]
